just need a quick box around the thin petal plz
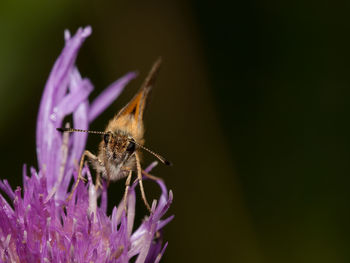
[127,188,136,237]
[52,78,93,122]
[154,242,168,263]
[58,68,92,198]
[157,215,175,231]
[88,72,137,122]
[0,180,15,201]
[99,181,108,214]
[36,26,91,169]
[135,217,157,263]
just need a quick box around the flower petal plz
[1,26,173,262]
[57,68,92,199]
[36,26,91,170]
[88,72,137,122]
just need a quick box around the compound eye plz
[126,141,136,153]
[104,133,110,144]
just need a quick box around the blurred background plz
[1,1,350,262]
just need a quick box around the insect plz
[57,58,171,212]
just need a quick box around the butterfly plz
[57,58,171,212]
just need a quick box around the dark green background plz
[1,1,349,262]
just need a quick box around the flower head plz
[0,26,173,262]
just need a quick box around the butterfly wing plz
[112,58,162,141]
[116,58,162,124]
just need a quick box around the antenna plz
[56,127,108,135]
[57,127,173,166]
[132,140,172,166]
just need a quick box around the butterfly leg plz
[66,150,100,202]
[142,170,162,181]
[135,153,152,213]
[95,172,103,191]
[123,170,133,212]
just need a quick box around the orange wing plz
[116,57,162,124]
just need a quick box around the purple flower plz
[0,26,173,263]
